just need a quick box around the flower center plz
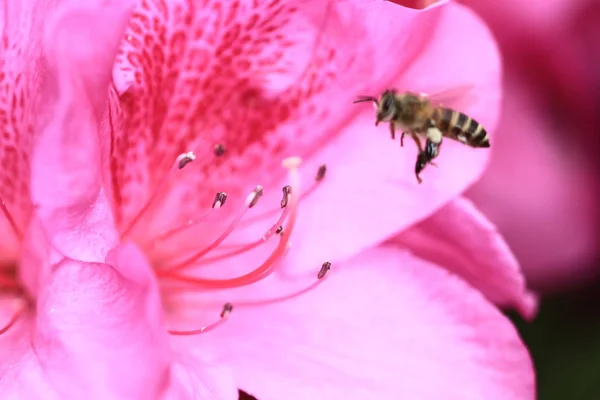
[118,153,330,335]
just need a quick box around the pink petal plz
[392,196,538,319]
[178,247,535,400]
[0,0,49,259]
[270,1,502,272]
[30,0,134,262]
[107,1,499,261]
[109,0,434,231]
[1,243,237,399]
[466,76,599,290]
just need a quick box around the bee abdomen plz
[433,108,489,148]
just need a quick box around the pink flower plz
[1,1,237,398]
[460,0,600,290]
[10,0,535,399]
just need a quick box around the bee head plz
[375,90,397,126]
[353,89,397,126]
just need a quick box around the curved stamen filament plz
[145,192,227,248]
[160,186,264,274]
[236,262,331,307]
[199,188,292,263]
[0,195,23,240]
[168,302,232,336]
[159,157,302,288]
[120,152,196,239]
[240,164,325,226]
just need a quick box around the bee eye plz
[381,96,394,112]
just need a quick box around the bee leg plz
[400,131,408,147]
[389,123,396,140]
[415,151,428,184]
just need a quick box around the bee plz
[354,89,490,183]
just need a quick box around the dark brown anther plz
[249,185,264,208]
[318,262,331,279]
[178,152,196,169]
[280,185,292,208]
[316,164,327,181]
[275,225,283,235]
[214,143,226,157]
[212,192,227,208]
[220,302,233,318]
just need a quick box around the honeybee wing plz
[417,84,477,110]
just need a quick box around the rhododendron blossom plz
[5,0,535,399]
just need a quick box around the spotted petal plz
[105,0,501,276]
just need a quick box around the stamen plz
[213,144,226,157]
[121,152,196,239]
[160,185,267,273]
[193,190,292,265]
[248,185,264,208]
[234,261,331,307]
[241,163,326,225]
[280,185,291,208]
[0,195,23,240]
[159,157,302,288]
[316,164,327,181]
[178,151,196,169]
[168,302,232,336]
[146,192,227,248]
[213,192,227,208]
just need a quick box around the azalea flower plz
[7,0,535,399]
[461,0,600,290]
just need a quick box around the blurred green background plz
[510,279,600,400]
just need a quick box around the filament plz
[160,186,265,273]
[159,157,302,288]
[240,164,325,226]
[235,262,331,307]
[120,152,196,239]
[194,197,290,265]
[168,303,232,336]
[145,192,227,248]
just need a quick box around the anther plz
[316,164,327,181]
[168,302,232,336]
[275,225,283,235]
[214,144,226,157]
[220,302,233,318]
[213,192,227,209]
[280,185,292,208]
[318,262,331,279]
[177,151,196,170]
[248,185,264,208]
